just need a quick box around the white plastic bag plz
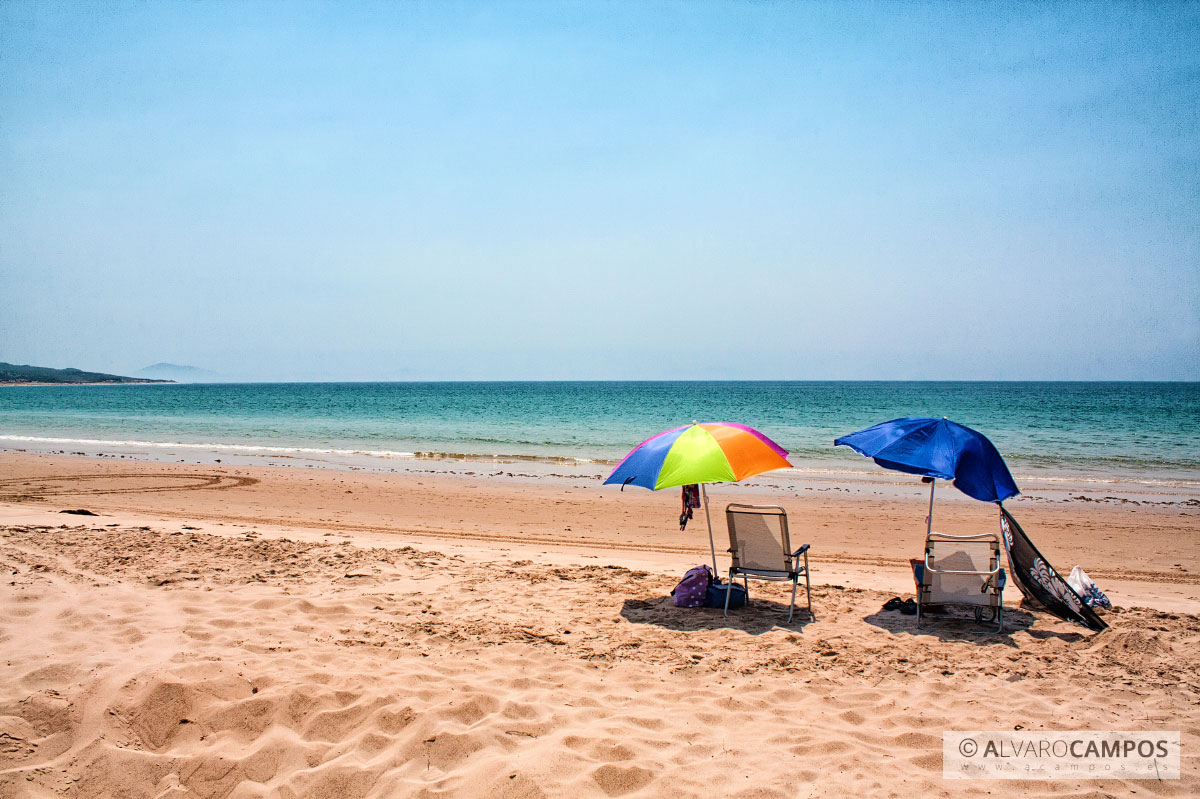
[1066,565,1112,609]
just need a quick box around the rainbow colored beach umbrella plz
[605,422,791,491]
[604,422,792,571]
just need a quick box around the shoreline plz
[4,381,1196,499]
[0,381,171,387]
[3,437,1198,505]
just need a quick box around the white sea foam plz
[0,434,417,459]
[0,434,601,464]
[770,465,1200,491]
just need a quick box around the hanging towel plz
[680,484,701,531]
[999,506,1108,631]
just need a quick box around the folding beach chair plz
[724,504,813,622]
[913,532,1005,633]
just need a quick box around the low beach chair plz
[724,504,813,622]
[912,532,1005,633]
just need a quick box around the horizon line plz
[17,377,1198,385]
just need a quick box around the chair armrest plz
[997,568,1006,590]
[791,544,810,557]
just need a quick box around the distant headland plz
[135,363,221,382]
[0,362,173,385]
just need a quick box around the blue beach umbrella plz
[834,417,1019,532]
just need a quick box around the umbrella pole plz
[926,479,936,535]
[701,483,718,576]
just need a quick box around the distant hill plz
[0,362,172,385]
[135,363,222,382]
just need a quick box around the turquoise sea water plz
[1,382,1198,486]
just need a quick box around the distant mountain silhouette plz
[136,363,222,382]
[0,362,171,384]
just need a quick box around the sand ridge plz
[2,520,1198,798]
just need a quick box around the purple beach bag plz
[672,565,712,608]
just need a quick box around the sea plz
[1,381,1198,494]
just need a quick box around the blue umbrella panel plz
[834,416,1018,504]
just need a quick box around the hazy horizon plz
[2,2,1197,381]
[6,360,1199,386]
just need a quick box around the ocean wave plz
[0,434,417,458]
[1004,473,1200,489]
[774,465,1189,486]
[1009,451,1200,470]
[412,451,602,464]
[0,435,602,465]
[458,435,610,449]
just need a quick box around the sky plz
[1,1,1197,381]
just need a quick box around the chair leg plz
[742,573,750,604]
[803,552,813,618]
[724,570,733,617]
[788,577,797,623]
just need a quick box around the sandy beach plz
[1,452,1197,797]
[6,0,1198,795]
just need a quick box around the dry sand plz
[1,452,1197,797]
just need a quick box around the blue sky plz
[1,1,1197,380]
